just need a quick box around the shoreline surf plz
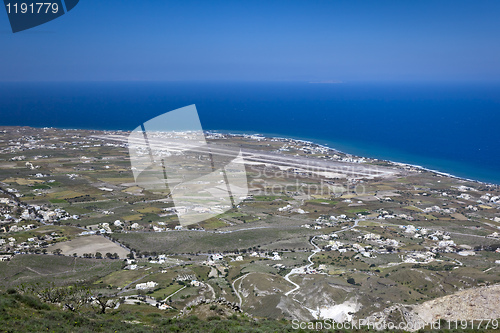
[211,129,499,186]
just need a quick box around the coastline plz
[2,81,500,186]
[210,129,498,187]
[2,124,498,186]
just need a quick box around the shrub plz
[6,288,17,295]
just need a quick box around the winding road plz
[231,273,250,307]
[284,219,361,296]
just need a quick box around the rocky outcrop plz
[364,284,500,331]
[413,284,500,324]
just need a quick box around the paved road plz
[117,273,151,295]
[98,134,398,179]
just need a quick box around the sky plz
[1,0,500,82]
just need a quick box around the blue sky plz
[1,0,500,81]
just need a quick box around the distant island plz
[308,80,343,84]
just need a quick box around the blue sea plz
[1,81,499,184]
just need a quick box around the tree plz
[38,282,67,303]
[92,294,117,314]
[63,286,92,312]
[95,252,102,259]
[52,248,62,255]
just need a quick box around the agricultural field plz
[46,235,130,258]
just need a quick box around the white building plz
[211,254,223,261]
[136,281,158,290]
[158,303,170,310]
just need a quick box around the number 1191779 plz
[5,2,59,14]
